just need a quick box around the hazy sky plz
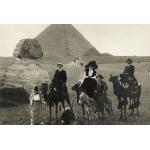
[0,24,150,57]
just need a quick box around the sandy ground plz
[0,62,150,125]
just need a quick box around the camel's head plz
[72,80,82,92]
[109,74,118,83]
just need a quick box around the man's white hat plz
[57,63,63,67]
[65,107,71,111]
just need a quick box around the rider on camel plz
[52,63,67,91]
[81,61,98,98]
[120,58,138,88]
[52,63,71,108]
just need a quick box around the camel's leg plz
[137,98,140,116]
[129,97,134,115]
[88,108,92,120]
[124,104,127,121]
[85,101,91,123]
[55,103,58,123]
[82,104,85,123]
[101,111,104,120]
[127,97,133,116]
[119,106,123,120]
[124,97,127,120]
[97,101,102,119]
[49,103,52,124]
[62,101,65,112]
[109,102,113,120]
[137,106,139,116]
[109,109,112,120]
[117,96,122,120]
[101,102,105,120]
[59,103,62,111]
[106,103,111,120]
[129,99,132,109]
[86,107,90,124]
[119,98,123,120]
[117,96,121,109]
[98,112,100,119]
[131,104,134,116]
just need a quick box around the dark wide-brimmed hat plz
[85,61,98,69]
[97,74,104,79]
[33,85,39,92]
[57,63,63,67]
[125,58,133,64]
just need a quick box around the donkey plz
[72,82,112,123]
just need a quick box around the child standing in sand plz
[30,85,42,125]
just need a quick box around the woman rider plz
[81,61,98,98]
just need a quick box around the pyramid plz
[36,24,101,63]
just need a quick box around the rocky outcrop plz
[0,59,50,104]
[13,39,43,59]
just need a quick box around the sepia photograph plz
[0,24,150,125]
